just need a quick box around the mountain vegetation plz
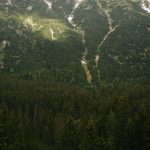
[0,0,150,85]
[0,0,150,149]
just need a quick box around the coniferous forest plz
[0,79,150,150]
[0,0,150,149]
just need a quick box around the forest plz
[0,79,150,150]
[0,0,150,149]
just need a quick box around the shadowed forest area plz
[0,79,150,150]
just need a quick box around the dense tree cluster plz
[0,79,150,150]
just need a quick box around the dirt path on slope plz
[95,0,119,82]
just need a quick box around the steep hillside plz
[0,0,150,86]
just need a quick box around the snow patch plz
[27,6,33,11]
[81,48,92,84]
[43,0,52,10]
[75,0,83,8]
[67,0,84,26]
[68,15,76,26]
[81,60,87,65]
[141,0,150,13]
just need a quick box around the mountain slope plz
[0,0,150,86]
